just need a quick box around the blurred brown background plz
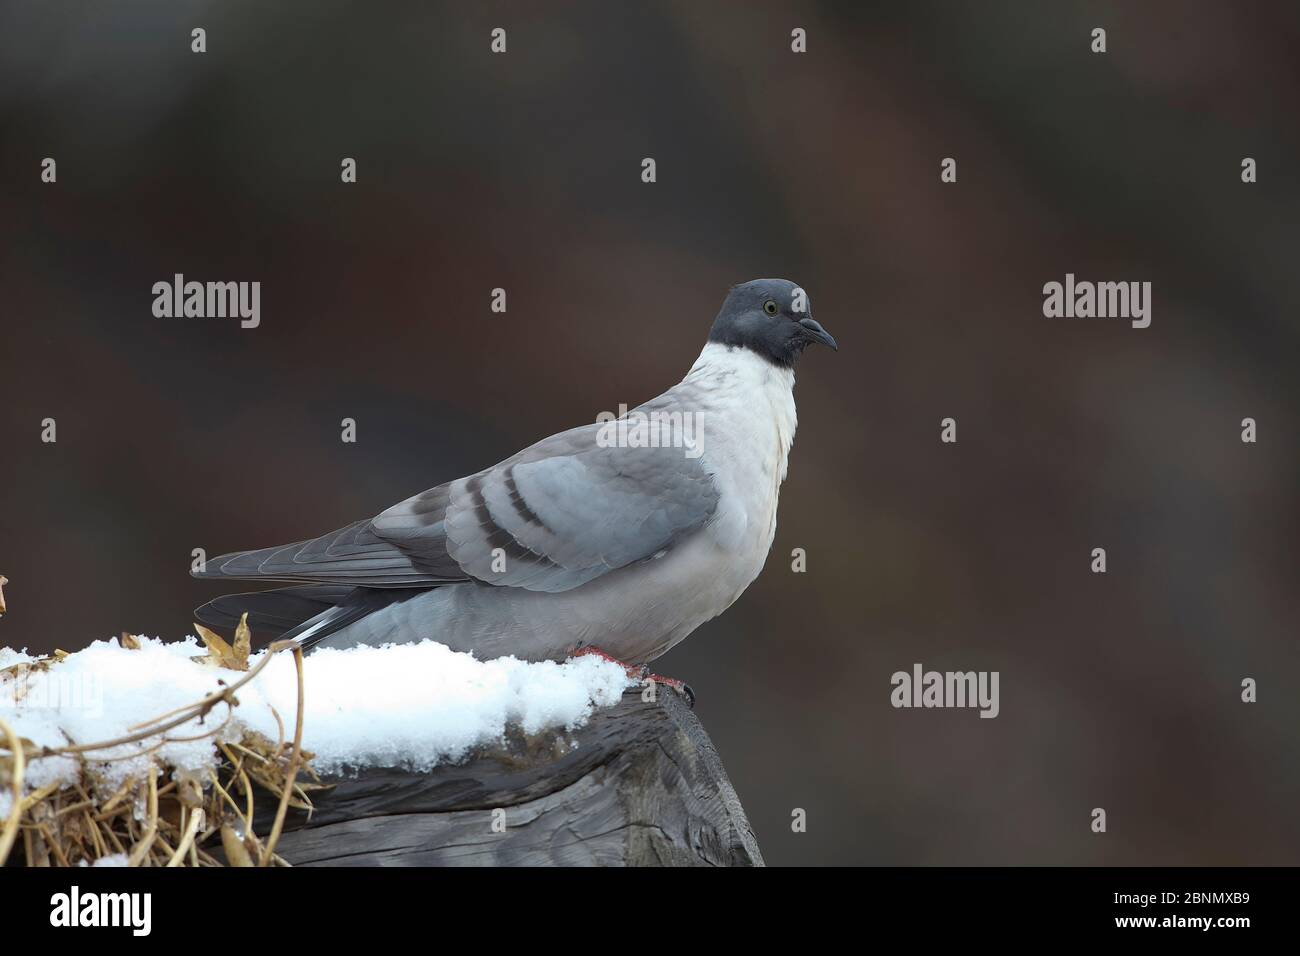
[1,1,1297,865]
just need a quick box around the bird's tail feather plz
[193,586,355,640]
[193,585,428,651]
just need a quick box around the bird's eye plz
[763,299,779,315]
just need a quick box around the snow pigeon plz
[193,279,836,676]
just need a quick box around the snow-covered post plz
[2,635,762,868]
[250,685,764,866]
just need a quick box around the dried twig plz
[166,807,204,866]
[260,641,304,866]
[0,717,24,865]
[126,770,159,866]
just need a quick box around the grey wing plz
[194,422,720,592]
[376,422,720,592]
[192,504,467,587]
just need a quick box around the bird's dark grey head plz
[707,278,838,368]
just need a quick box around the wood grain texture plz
[259,685,764,866]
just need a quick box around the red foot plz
[573,646,694,704]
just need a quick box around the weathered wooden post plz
[258,686,764,866]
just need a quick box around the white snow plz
[0,636,632,805]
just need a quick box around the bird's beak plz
[799,317,838,351]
